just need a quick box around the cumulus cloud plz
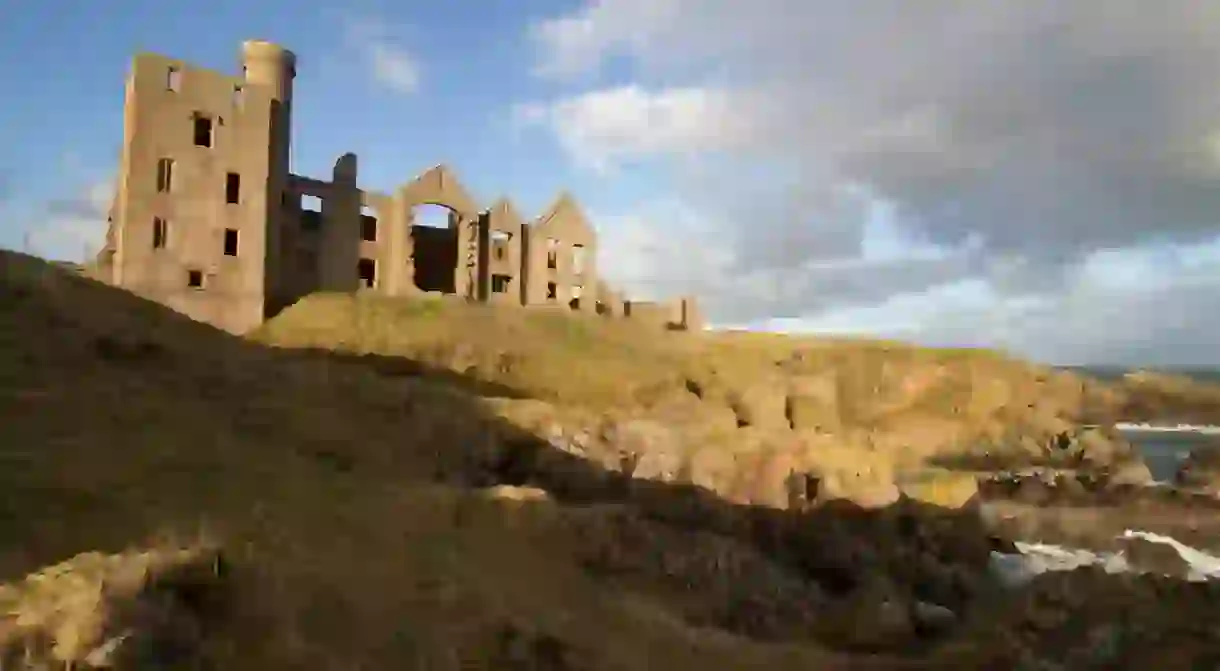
[525,0,1220,365]
[343,17,421,95]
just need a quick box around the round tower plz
[241,40,297,310]
[241,40,296,173]
[241,39,296,103]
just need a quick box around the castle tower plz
[101,40,299,334]
[241,40,296,313]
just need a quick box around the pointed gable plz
[531,190,594,243]
[399,163,481,216]
[490,197,526,230]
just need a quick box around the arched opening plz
[411,203,465,294]
[414,203,458,229]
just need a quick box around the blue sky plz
[0,0,663,257]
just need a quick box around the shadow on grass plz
[288,347,532,400]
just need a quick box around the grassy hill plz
[4,251,1217,668]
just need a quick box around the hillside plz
[253,292,1146,494]
[6,251,1220,669]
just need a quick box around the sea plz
[994,366,1220,581]
[1062,364,1220,483]
[1116,425,1218,483]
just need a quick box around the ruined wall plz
[622,301,673,330]
[108,41,292,334]
[477,199,527,305]
[522,193,599,312]
[103,39,702,335]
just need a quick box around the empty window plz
[187,269,203,288]
[546,238,559,269]
[223,228,239,257]
[360,215,377,242]
[546,282,557,300]
[152,217,168,249]
[570,284,583,310]
[156,158,174,193]
[492,230,511,260]
[572,244,586,274]
[166,67,182,92]
[357,257,376,288]
[492,274,512,294]
[301,195,322,212]
[193,114,213,147]
[225,172,241,204]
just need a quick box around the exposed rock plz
[728,381,789,430]
[482,485,551,503]
[1116,536,1192,579]
[784,373,841,432]
[1175,442,1220,492]
[911,601,958,637]
[899,471,980,509]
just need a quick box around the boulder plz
[785,373,841,432]
[899,471,980,509]
[1175,443,1220,492]
[727,381,789,430]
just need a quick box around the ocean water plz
[1117,428,1216,483]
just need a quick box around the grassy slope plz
[253,292,1112,472]
[2,252,920,669]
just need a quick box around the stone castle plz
[92,39,703,335]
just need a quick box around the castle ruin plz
[92,40,703,335]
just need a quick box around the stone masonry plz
[91,39,703,335]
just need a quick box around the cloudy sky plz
[2,0,1219,366]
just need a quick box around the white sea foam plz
[1115,422,1220,435]
[990,530,1220,586]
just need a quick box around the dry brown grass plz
[3,252,923,669]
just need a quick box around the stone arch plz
[399,165,483,297]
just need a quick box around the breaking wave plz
[990,530,1220,586]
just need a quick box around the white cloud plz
[524,0,1220,365]
[343,17,421,95]
[22,177,114,262]
[514,86,753,172]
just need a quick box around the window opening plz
[572,244,586,274]
[225,172,241,204]
[156,158,174,193]
[357,258,376,288]
[193,114,213,147]
[360,208,377,242]
[152,217,168,249]
[223,228,239,257]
